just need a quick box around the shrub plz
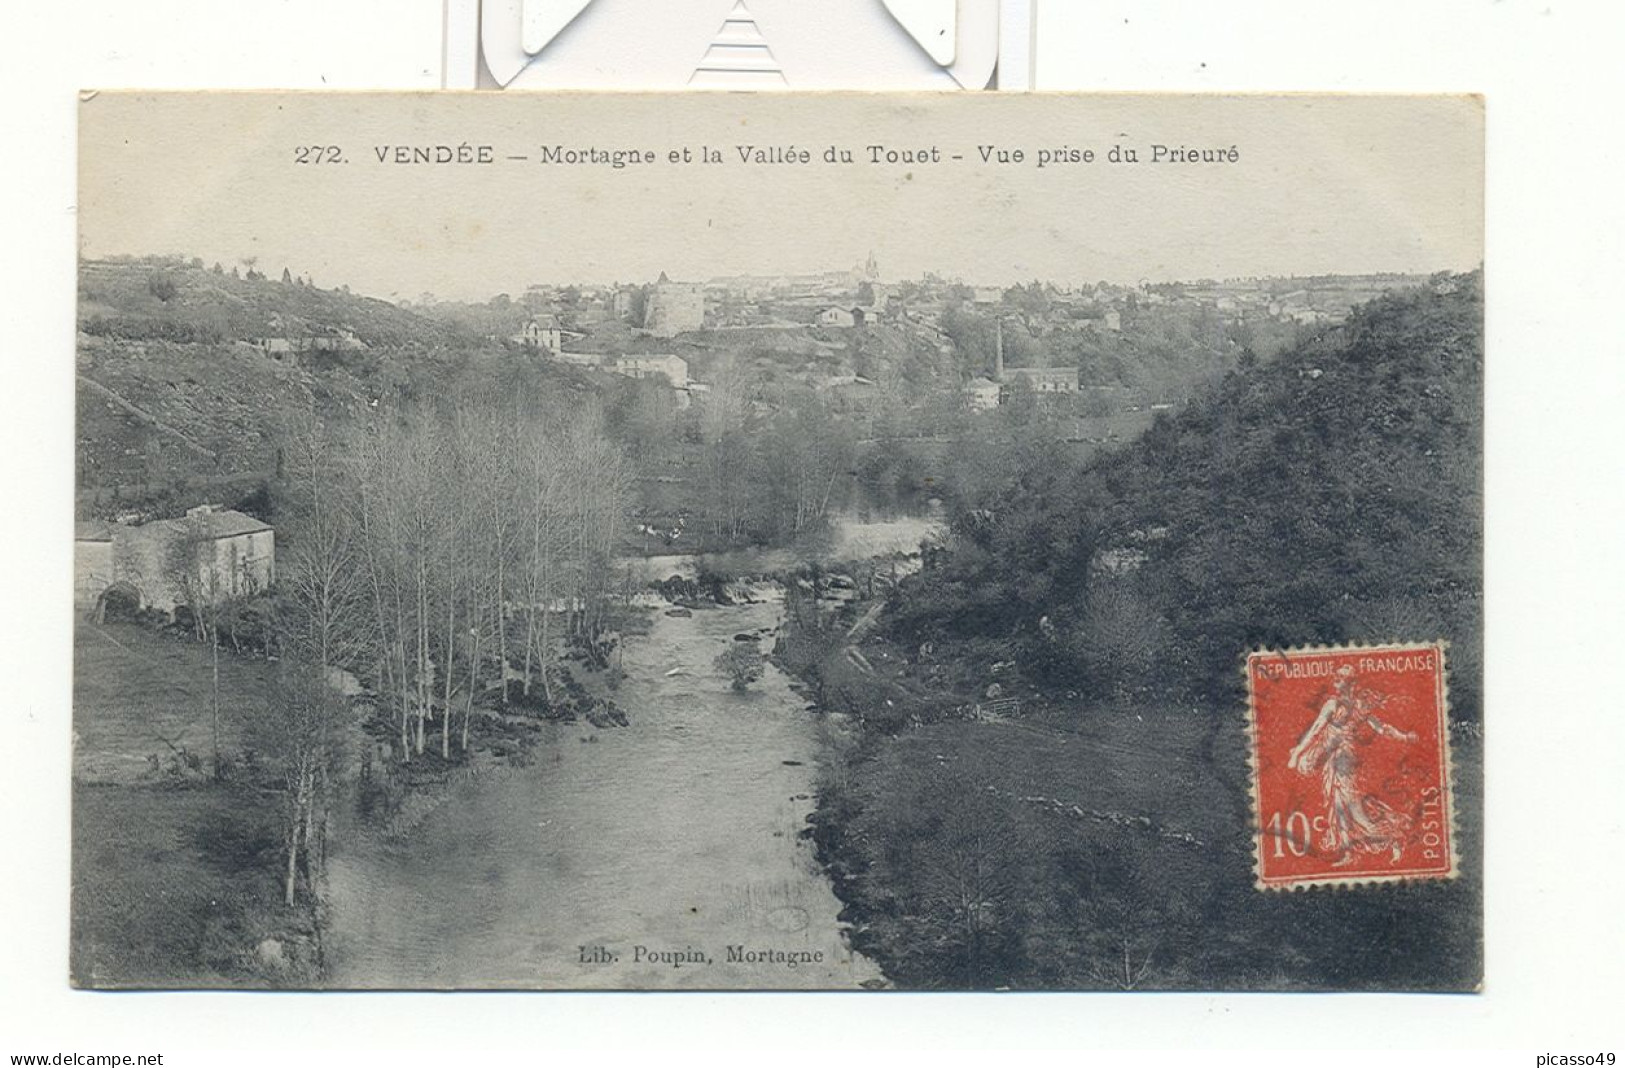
[715,643,764,692]
[147,272,179,303]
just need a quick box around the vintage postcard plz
[72,91,1482,991]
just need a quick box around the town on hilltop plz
[447,254,1434,413]
[74,249,1442,557]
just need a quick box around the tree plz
[249,662,356,906]
[353,414,421,761]
[278,410,368,673]
[856,758,1028,988]
[146,272,178,303]
[627,284,651,324]
[517,415,566,706]
[162,515,228,777]
[696,357,757,543]
[903,273,1485,713]
[606,378,676,468]
[769,392,852,541]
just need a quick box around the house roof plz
[75,520,113,542]
[618,353,684,364]
[1005,365,1079,379]
[192,510,273,539]
[143,509,272,540]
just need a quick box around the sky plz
[78,92,1483,303]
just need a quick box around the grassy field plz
[1068,408,1159,443]
[74,622,269,784]
[71,621,315,988]
[813,683,1483,991]
[71,781,319,988]
[901,709,1239,846]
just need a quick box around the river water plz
[325,597,876,989]
[627,511,941,585]
[321,515,939,990]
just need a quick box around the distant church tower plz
[690,1,786,87]
[864,251,880,281]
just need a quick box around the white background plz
[2,1,1622,1060]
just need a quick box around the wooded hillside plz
[890,272,1483,716]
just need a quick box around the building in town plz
[517,315,564,356]
[1003,366,1080,394]
[612,354,689,389]
[642,276,707,337]
[963,377,1002,411]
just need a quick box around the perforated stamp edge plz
[1242,639,1460,892]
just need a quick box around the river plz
[626,510,941,585]
[321,515,938,990]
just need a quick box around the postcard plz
[72,91,1482,990]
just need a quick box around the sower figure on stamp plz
[1288,666,1418,867]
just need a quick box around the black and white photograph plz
[69,91,1484,992]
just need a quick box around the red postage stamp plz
[1245,642,1456,889]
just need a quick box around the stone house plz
[76,505,274,618]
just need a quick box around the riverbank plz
[71,622,321,987]
[72,779,325,987]
[70,617,578,988]
[321,592,882,989]
[781,590,1485,991]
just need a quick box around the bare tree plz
[697,358,756,543]
[249,661,355,906]
[278,409,368,673]
[354,416,418,763]
[162,516,227,777]
[518,416,566,705]
[910,786,1025,987]
[326,397,637,766]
